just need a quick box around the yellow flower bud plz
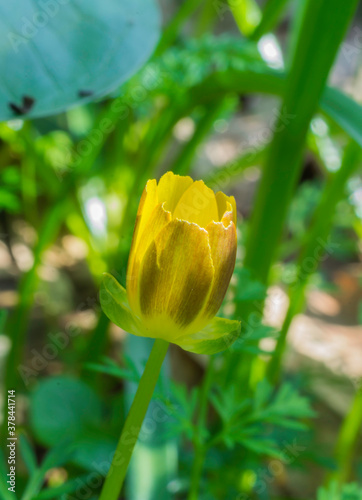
[101,171,241,354]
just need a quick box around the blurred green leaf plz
[317,482,362,500]
[0,0,160,120]
[30,376,103,446]
[322,87,362,149]
[84,355,140,383]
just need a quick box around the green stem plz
[155,0,205,55]
[188,356,215,500]
[250,0,290,41]
[99,339,169,500]
[188,448,206,500]
[330,384,362,484]
[267,142,361,383]
[242,0,358,289]
[229,0,358,385]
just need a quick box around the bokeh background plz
[0,1,361,499]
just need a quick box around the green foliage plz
[84,355,141,383]
[210,380,314,454]
[317,482,362,500]
[0,166,21,212]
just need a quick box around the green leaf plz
[229,0,261,36]
[1,0,160,120]
[30,376,103,447]
[84,355,140,383]
[317,481,362,500]
[100,273,141,336]
[175,316,241,354]
[321,87,362,148]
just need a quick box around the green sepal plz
[100,273,141,336]
[175,316,241,355]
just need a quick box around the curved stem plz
[99,338,169,500]
[188,356,215,500]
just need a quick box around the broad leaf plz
[0,0,160,120]
[30,376,103,446]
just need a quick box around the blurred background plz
[0,0,361,499]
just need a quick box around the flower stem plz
[99,338,169,500]
[188,356,215,500]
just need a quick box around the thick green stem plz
[99,339,169,500]
[267,142,361,383]
[241,0,358,289]
[188,356,215,500]
[229,0,358,384]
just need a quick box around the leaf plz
[239,438,284,459]
[83,355,140,383]
[251,380,316,423]
[317,481,362,500]
[321,87,362,148]
[30,376,103,447]
[0,0,160,120]
[175,316,241,354]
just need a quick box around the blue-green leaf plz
[0,0,160,120]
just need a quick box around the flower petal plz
[127,179,158,275]
[100,273,142,336]
[173,180,219,228]
[157,171,193,213]
[137,220,214,338]
[220,201,234,227]
[127,203,171,313]
[201,220,237,319]
[175,316,241,354]
[215,191,237,225]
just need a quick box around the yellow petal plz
[127,203,171,313]
[157,171,193,213]
[137,220,214,339]
[215,191,237,225]
[173,181,219,228]
[127,180,158,265]
[220,201,234,227]
[201,220,237,319]
[126,180,158,309]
